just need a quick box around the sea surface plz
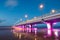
[0,29,18,40]
[0,26,60,40]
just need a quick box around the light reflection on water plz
[18,34,22,39]
[34,37,37,40]
[12,27,60,40]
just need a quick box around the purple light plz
[29,25,32,32]
[53,22,57,25]
[46,23,52,36]
[48,30,51,36]
[26,27,29,32]
[34,28,37,34]
[34,24,37,26]
[22,25,24,32]
[29,25,31,28]
[29,28,31,32]
[54,30,58,37]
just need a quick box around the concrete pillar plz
[22,25,26,32]
[46,22,53,36]
[29,24,32,32]
[34,28,37,35]
[24,25,32,33]
[22,25,25,32]
[26,26,29,32]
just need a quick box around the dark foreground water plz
[0,30,18,40]
[0,28,60,40]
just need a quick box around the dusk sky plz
[0,0,60,26]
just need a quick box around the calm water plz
[0,30,18,40]
[0,30,12,35]
[0,27,60,40]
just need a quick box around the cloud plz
[5,0,18,8]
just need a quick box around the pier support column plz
[29,24,32,32]
[22,25,25,32]
[46,22,53,36]
[22,25,26,32]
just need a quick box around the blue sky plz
[0,0,60,26]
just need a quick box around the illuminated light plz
[34,24,37,26]
[19,34,21,39]
[25,14,28,18]
[15,32,17,36]
[26,27,29,32]
[46,23,52,36]
[35,38,37,40]
[34,28,37,34]
[29,28,31,32]
[51,9,56,13]
[46,23,51,29]
[40,4,44,9]
[16,33,19,37]
[54,30,58,37]
[53,22,57,25]
[29,25,32,32]
[29,25,31,28]
[14,27,23,31]
[48,30,51,36]
[22,25,24,32]
[12,30,19,37]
